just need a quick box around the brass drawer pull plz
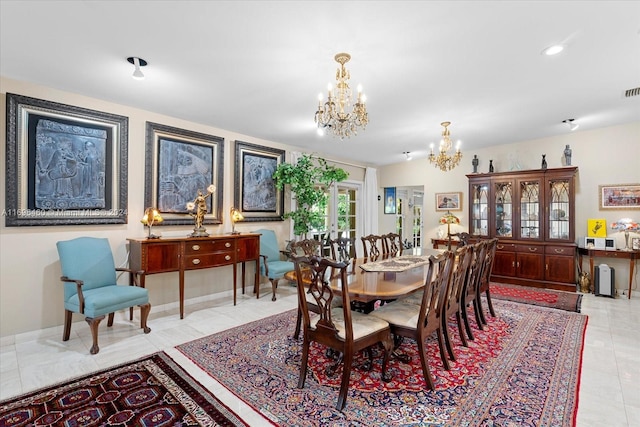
[225,242,231,248]
[225,255,231,261]
[554,248,565,253]
[192,258,201,265]
[497,245,504,250]
[192,245,200,251]
[528,247,538,252]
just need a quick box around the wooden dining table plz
[286,248,445,313]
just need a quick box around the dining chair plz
[369,250,455,390]
[382,232,403,256]
[290,238,323,339]
[476,238,499,329]
[460,240,488,341]
[293,255,393,410]
[440,245,474,358]
[329,236,357,274]
[255,229,295,301]
[56,237,151,354]
[361,234,382,258]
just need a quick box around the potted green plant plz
[273,154,348,237]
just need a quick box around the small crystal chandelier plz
[428,121,462,171]
[314,53,368,140]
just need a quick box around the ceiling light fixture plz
[127,56,147,80]
[428,121,462,172]
[403,151,412,161]
[314,53,368,140]
[542,44,564,56]
[562,118,579,131]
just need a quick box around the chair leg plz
[461,305,475,341]
[298,338,310,389]
[107,312,115,327]
[337,350,353,411]
[441,317,456,361]
[476,293,488,327]
[472,299,484,332]
[486,289,496,317]
[63,310,73,341]
[456,312,468,347]
[139,303,151,333]
[293,307,302,339]
[417,334,435,390]
[85,315,105,355]
[435,328,451,371]
[270,278,278,301]
[380,338,393,382]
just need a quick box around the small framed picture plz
[435,192,462,212]
[633,237,640,251]
[384,187,396,214]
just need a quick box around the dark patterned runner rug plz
[0,351,248,427]
[490,282,583,312]
[177,301,587,426]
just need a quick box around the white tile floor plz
[1,281,639,427]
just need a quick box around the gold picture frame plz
[598,183,640,210]
[435,192,463,212]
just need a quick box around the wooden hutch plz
[467,166,578,292]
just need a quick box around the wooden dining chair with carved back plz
[369,250,455,390]
[441,245,474,357]
[290,238,324,339]
[293,255,393,410]
[329,236,357,275]
[361,234,382,259]
[382,232,403,256]
[476,238,499,329]
[460,240,488,341]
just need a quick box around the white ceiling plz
[2,1,639,166]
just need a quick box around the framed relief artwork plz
[144,122,224,225]
[384,187,396,214]
[599,184,640,210]
[234,141,285,222]
[5,93,128,226]
[435,192,463,212]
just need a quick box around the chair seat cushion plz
[369,298,422,329]
[309,308,389,340]
[261,260,295,279]
[65,285,149,318]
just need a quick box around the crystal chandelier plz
[314,53,368,139]
[428,121,462,171]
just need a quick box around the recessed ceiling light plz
[127,56,148,80]
[542,44,564,56]
[562,119,579,131]
[403,151,412,161]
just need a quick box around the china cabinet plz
[467,167,577,291]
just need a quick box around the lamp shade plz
[141,207,163,239]
[439,211,460,225]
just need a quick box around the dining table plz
[286,248,445,313]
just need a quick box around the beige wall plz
[0,77,365,337]
[1,76,638,337]
[378,120,640,295]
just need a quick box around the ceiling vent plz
[624,87,640,98]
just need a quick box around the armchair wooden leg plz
[63,310,73,342]
[85,315,105,355]
[107,312,115,327]
[270,279,278,301]
[139,303,151,333]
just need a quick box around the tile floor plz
[1,281,639,426]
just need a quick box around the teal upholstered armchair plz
[255,229,294,301]
[56,237,151,354]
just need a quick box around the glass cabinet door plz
[519,179,541,239]
[547,178,571,240]
[470,182,489,236]
[494,181,513,237]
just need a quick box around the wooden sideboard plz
[128,233,260,318]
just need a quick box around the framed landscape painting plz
[144,122,224,225]
[234,141,284,222]
[5,93,128,226]
[435,192,462,211]
[599,184,640,210]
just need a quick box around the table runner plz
[359,255,431,272]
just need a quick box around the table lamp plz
[440,211,460,250]
[230,207,244,234]
[141,207,163,239]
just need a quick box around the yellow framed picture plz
[587,219,607,237]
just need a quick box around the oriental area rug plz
[0,351,247,427]
[490,282,583,313]
[177,301,587,427]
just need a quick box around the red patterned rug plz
[490,282,583,312]
[0,351,247,427]
[177,301,587,426]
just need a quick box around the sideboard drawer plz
[184,239,234,255]
[185,251,235,269]
[515,244,543,253]
[546,245,575,256]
